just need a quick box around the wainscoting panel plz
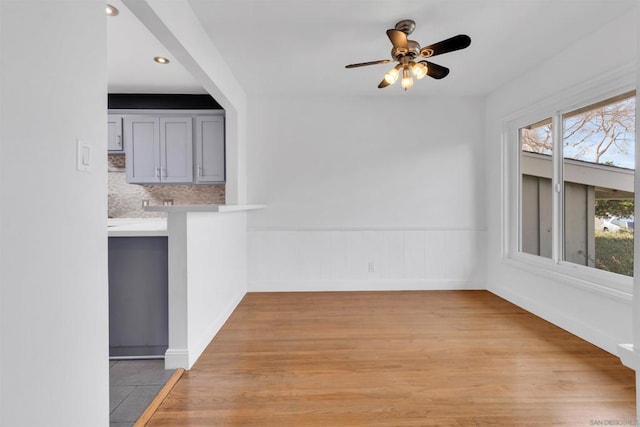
[248,228,486,291]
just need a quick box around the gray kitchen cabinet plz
[160,116,193,183]
[195,115,225,183]
[124,116,193,184]
[107,114,124,152]
[124,116,161,183]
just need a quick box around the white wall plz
[485,11,638,355]
[247,95,486,291]
[164,211,247,369]
[186,212,247,366]
[0,2,109,426]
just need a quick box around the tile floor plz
[110,360,175,427]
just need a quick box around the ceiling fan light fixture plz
[384,65,401,84]
[401,77,413,90]
[401,67,413,90]
[413,62,429,80]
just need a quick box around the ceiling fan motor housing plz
[392,40,420,60]
[391,46,407,58]
[406,40,420,56]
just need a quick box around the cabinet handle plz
[197,165,202,177]
[117,134,122,148]
[156,168,161,178]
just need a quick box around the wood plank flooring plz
[148,291,636,426]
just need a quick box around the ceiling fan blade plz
[378,77,391,89]
[420,34,471,58]
[345,59,391,69]
[421,61,450,79]
[386,29,408,49]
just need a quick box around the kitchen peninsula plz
[144,204,264,369]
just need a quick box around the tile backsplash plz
[108,154,225,218]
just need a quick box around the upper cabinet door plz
[116,111,224,185]
[124,116,161,183]
[195,116,225,183]
[160,117,193,183]
[107,115,124,152]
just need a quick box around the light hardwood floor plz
[148,291,635,426]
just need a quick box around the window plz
[562,93,635,276]
[514,90,635,281]
[520,118,553,259]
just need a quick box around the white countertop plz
[107,205,264,236]
[107,218,168,237]
[144,204,265,213]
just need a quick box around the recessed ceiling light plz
[105,4,119,16]
[153,56,170,64]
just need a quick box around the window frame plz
[502,68,636,300]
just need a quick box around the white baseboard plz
[188,289,246,369]
[489,284,620,356]
[164,348,189,370]
[248,279,484,292]
[618,344,640,371]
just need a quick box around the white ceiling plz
[107,0,205,93]
[108,0,637,97]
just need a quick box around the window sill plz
[502,253,632,302]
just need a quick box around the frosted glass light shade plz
[413,62,428,79]
[384,67,400,84]
[401,76,413,89]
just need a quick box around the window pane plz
[520,119,553,258]
[562,93,635,276]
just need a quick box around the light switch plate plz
[77,139,91,172]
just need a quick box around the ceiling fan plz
[345,19,471,91]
